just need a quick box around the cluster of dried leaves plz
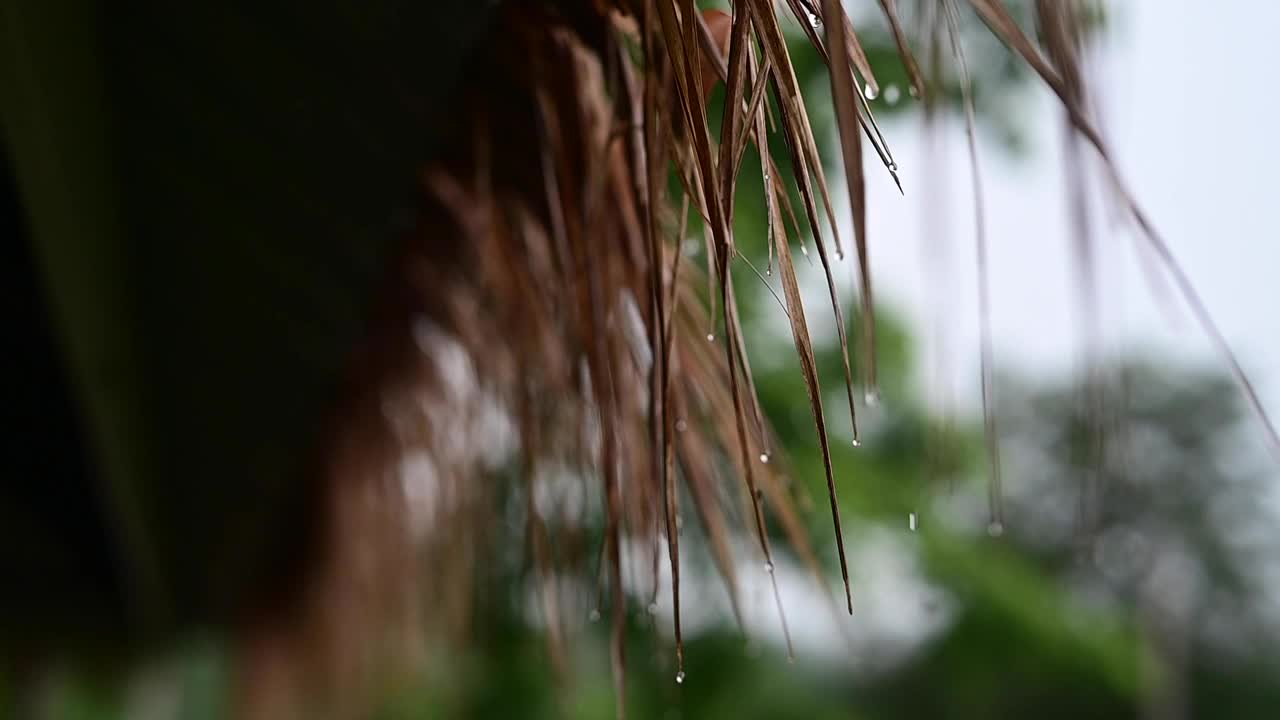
[252,1,1276,716]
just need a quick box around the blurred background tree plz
[11,333,1275,719]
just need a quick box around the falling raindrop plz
[706,333,716,342]
[884,84,901,105]
[675,419,688,432]
[987,521,1005,537]
[675,671,686,685]
[908,512,918,532]
[589,609,601,623]
[864,389,881,407]
[647,602,659,616]
[863,83,878,100]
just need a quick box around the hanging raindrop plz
[863,83,878,100]
[908,512,918,532]
[589,609,601,622]
[675,671,686,685]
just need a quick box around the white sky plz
[845,0,1279,458]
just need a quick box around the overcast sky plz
[843,0,1280,459]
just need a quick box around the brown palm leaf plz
[237,1,1278,716]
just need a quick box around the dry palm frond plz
[247,1,1279,716]
[939,0,1004,533]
